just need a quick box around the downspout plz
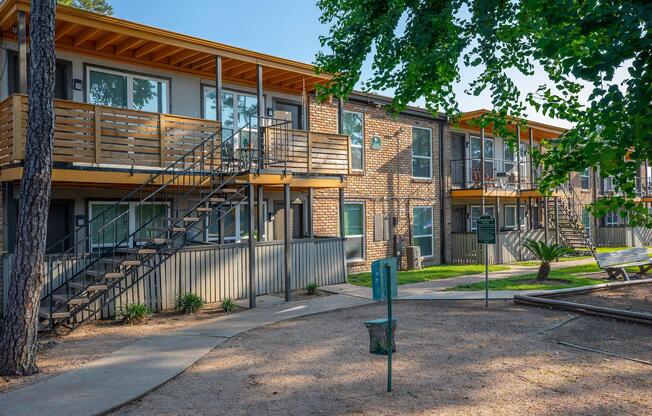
[439,120,446,263]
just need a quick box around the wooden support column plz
[480,127,486,192]
[495,196,501,264]
[257,185,264,242]
[554,197,560,244]
[544,197,549,243]
[528,127,534,186]
[337,98,344,134]
[215,56,223,122]
[339,187,345,238]
[307,187,314,239]
[284,183,292,301]
[17,10,27,94]
[248,184,256,308]
[256,64,264,169]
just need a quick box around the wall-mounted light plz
[73,79,83,91]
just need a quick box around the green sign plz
[477,215,496,244]
[371,257,397,301]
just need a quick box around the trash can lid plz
[364,318,398,325]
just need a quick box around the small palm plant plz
[523,239,572,281]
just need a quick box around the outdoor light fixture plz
[73,79,83,91]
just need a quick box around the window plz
[605,210,619,226]
[582,209,591,233]
[504,205,527,230]
[470,206,495,231]
[88,201,169,248]
[343,111,364,171]
[207,202,265,242]
[470,136,494,182]
[202,87,259,145]
[603,176,614,192]
[344,202,364,261]
[581,169,590,190]
[87,67,169,113]
[413,206,433,257]
[412,127,432,179]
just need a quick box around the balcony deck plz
[0,94,350,186]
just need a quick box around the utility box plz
[406,245,422,270]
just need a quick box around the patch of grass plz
[347,264,511,287]
[513,246,634,266]
[221,297,236,313]
[119,303,153,325]
[175,292,205,314]
[305,282,318,295]
[449,263,610,291]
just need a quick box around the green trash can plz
[364,318,397,355]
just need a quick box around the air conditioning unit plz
[406,245,422,270]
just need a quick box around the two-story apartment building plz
[0,1,648,331]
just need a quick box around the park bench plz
[595,247,652,281]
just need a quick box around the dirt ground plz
[555,283,652,313]
[113,299,652,416]
[0,302,238,394]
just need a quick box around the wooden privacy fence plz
[1,238,346,318]
[0,94,221,168]
[596,226,628,247]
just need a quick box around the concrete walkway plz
[0,294,373,416]
[322,257,602,300]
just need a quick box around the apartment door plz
[451,133,466,187]
[46,200,74,253]
[273,202,304,240]
[451,206,467,233]
[273,100,302,129]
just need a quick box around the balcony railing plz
[450,158,540,190]
[598,177,651,198]
[0,94,350,176]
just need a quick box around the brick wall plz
[309,95,445,273]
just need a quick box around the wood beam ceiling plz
[95,32,123,51]
[73,27,100,46]
[115,37,146,55]
[55,21,76,41]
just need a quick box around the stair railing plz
[557,184,596,256]
[41,123,250,312]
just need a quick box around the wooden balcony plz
[0,94,350,185]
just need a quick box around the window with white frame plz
[603,176,614,192]
[413,206,433,257]
[87,67,169,113]
[88,201,169,248]
[470,205,495,231]
[412,127,432,179]
[202,86,259,144]
[581,169,590,190]
[343,111,364,171]
[504,205,527,230]
[605,210,619,226]
[344,202,365,261]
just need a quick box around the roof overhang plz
[0,0,331,94]
[455,109,567,141]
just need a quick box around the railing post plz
[307,132,313,173]
[12,95,22,161]
[159,114,166,167]
[94,105,102,164]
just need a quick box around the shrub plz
[221,297,236,313]
[120,303,152,325]
[175,292,205,314]
[523,239,573,281]
[306,282,318,295]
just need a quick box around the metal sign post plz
[369,257,398,393]
[477,215,496,308]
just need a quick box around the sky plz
[109,0,575,127]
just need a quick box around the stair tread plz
[39,307,70,319]
[115,247,157,255]
[69,281,108,291]
[133,237,169,244]
[52,294,88,305]
[100,258,142,266]
[86,270,123,278]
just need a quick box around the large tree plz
[315,0,652,226]
[0,0,57,375]
[58,0,113,15]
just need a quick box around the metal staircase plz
[37,120,270,333]
[547,186,596,257]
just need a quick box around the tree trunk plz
[0,0,57,376]
[537,262,551,281]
